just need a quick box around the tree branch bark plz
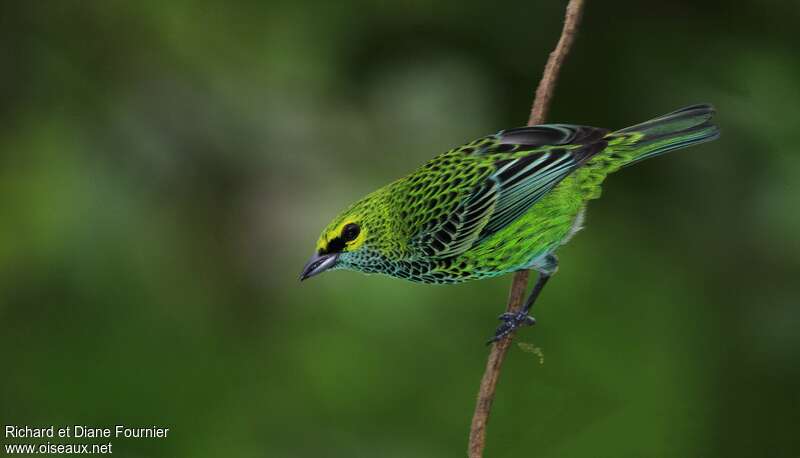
[467,1,586,456]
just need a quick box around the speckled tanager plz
[301,104,719,341]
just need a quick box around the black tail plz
[609,104,720,167]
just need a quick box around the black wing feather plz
[419,124,608,258]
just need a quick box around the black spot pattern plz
[318,123,614,283]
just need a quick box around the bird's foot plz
[487,311,536,345]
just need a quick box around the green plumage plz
[308,105,719,284]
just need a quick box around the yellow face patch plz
[316,218,367,253]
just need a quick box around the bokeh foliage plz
[1,1,799,456]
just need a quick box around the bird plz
[300,104,719,342]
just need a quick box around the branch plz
[467,1,586,457]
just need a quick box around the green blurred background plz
[2,1,798,457]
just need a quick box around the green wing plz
[415,124,607,258]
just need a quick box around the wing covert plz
[413,124,608,258]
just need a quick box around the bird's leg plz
[488,254,557,344]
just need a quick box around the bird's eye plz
[342,223,360,242]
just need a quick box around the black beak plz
[299,252,340,281]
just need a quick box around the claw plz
[487,310,536,345]
[498,312,536,326]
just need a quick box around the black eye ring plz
[342,223,360,242]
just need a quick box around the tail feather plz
[577,104,719,200]
[609,103,720,167]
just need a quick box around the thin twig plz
[467,1,586,456]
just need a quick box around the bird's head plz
[300,197,387,281]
